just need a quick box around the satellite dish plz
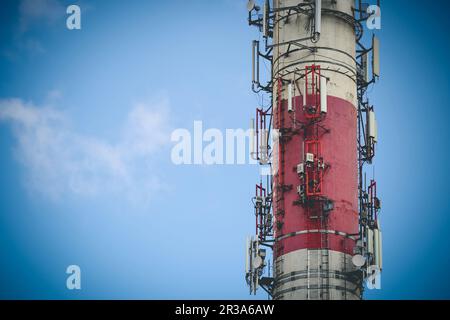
[247,0,256,12]
[352,254,366,267]
[253,256,263,269]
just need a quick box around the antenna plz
[252,40,260,86]
[288,82,294,112]
[352,254,366,267]
[320,77,327,113]
[263,0,270,38]
[373,229,382,269]
[250,118,256,160]
[375,229,383,270]
[245,237,249,272]
[253,256,263,269]
[362,52,369,83]
[314,0,322,40]
[303,79,307,108]
[367,110,377,143]
[372,35,380,77]
[260,128,268,164]
[246,0,257,12]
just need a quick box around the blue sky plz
[0,0,449,299]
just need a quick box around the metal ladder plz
[320,247,330,299]
[320,217,330,300]
[307,249,311,300]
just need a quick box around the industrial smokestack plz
[245,0,382,300]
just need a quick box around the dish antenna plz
[247,0,260,12]
[352,254,366,267]
[253,256,263,269]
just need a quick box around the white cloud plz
[2,0,65,58]
[0,97,171,203]
[19,0,64,32]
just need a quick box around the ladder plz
[320,216,330,300]
[307,249,311,300]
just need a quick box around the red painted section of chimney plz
[274,95,358,257]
